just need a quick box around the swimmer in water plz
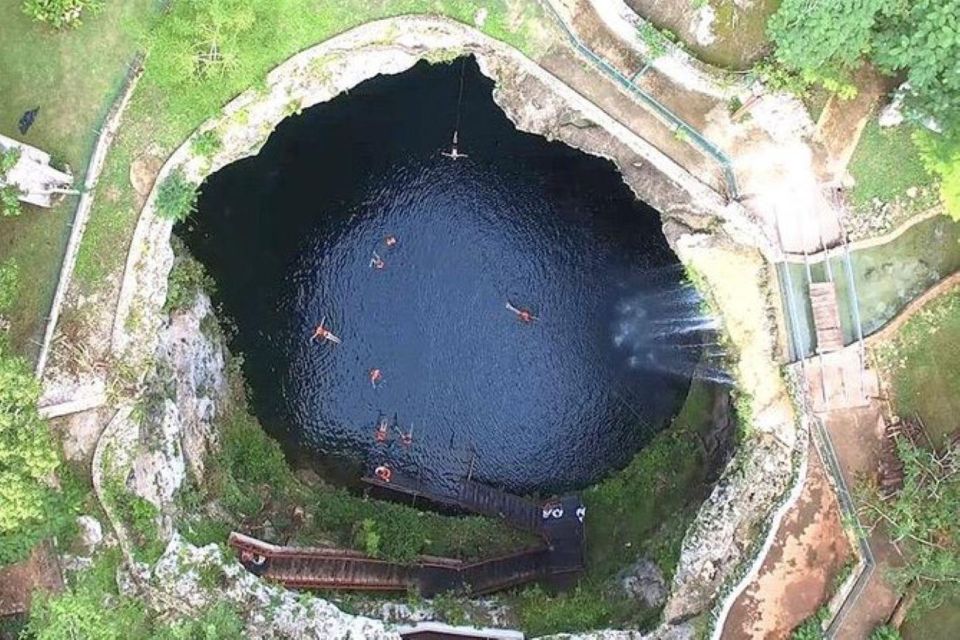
[441,131,468,160]
[505,301,536,324]
[385,235,398,248]
[369,368,383,388]
[370,251,385,270]
[400,425,413,447]
[374,417,389,443]
[310,316,342,344]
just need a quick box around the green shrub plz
[636,21,672,60]
[153,602,244,639]
[357,518,381,557]
[191,130,222,159]
[221,409,291,489]
[869,625,902,640]
[0,147,20,176]
[21,0,103,30]
[515,585,616,636]
[156,170,199,222]
[790,605,829,639]
[0,344,78,565]
[165,238,215,313]
[1,185,22,217]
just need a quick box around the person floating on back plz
[441,131,468,160]
[310,316,341,344]
[374,417,390,443]
[385,235,398,248]
[370,251,385,270]
[506,301,536,324]
[369,368,383,388]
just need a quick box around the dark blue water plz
[178,58,698,494]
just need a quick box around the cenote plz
[178,57,715,494]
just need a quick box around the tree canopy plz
[767,0,892,83]
[767,0,960,218]
[0,343,67,564]
[873,0,960,130]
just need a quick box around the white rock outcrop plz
[129,292,227,527]
[147,536,400,639]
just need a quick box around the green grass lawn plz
[874,287,960,447]
[902,596,960,640]
[848,119,935,210]
[0,0,155,360]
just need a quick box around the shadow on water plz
[177,56,728,494]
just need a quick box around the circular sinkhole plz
[177,56,715,494]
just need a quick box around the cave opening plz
[176,56,720,495]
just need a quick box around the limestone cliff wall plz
[106,15,800,637]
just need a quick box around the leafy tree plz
[21,0,102,29]
[0,344,66,564]
[148,0,259,84]
[767,0,894,94]
[913,131,960,221]
[858,439,960,612]
[873,0,960,131]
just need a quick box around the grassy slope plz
[848,119,935,209]
[874,288,960,639]
[874,288,960,447]
[0,0,154,360]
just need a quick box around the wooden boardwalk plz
[809,281,845,353]
[229,471,585,596]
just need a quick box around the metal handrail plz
[538,0,740,199]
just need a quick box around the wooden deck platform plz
[809,281,845,353]
[229,470,585,596]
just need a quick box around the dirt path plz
[821,405,901,638]
[0,541,63,617]
[814,64,894,183]
[722,446,853,639]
